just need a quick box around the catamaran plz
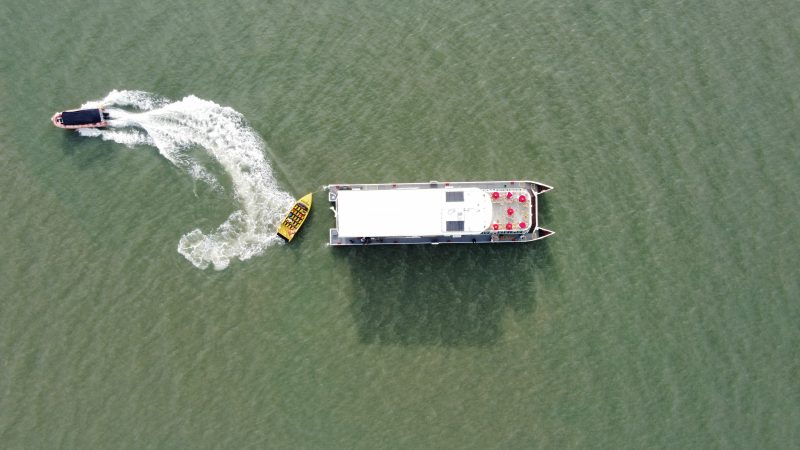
[326,180,553,246]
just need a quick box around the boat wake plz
[77,90,294,270]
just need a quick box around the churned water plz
[1,0,798,448]
[78,90,294,270]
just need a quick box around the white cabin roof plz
[336,187,494,238]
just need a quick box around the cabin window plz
[446,221,465,232]
[445,191,464,202]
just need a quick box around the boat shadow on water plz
[58,130,117,169]
[337,238,553,347]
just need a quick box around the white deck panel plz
[336,188,493,238]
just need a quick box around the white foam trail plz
[77,90,294,270]
[83,89,169,111]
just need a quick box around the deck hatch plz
[445,191,464,202]
[446,220,465,232]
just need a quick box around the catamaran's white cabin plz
[327,180,553,246]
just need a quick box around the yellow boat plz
[277,193,312,242]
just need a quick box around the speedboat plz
[51,107,110,129]
[277,193,313,242]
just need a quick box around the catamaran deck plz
[327,181,553,246]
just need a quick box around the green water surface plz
[1,0,799,448]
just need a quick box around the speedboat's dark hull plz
[51,108,108,129]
